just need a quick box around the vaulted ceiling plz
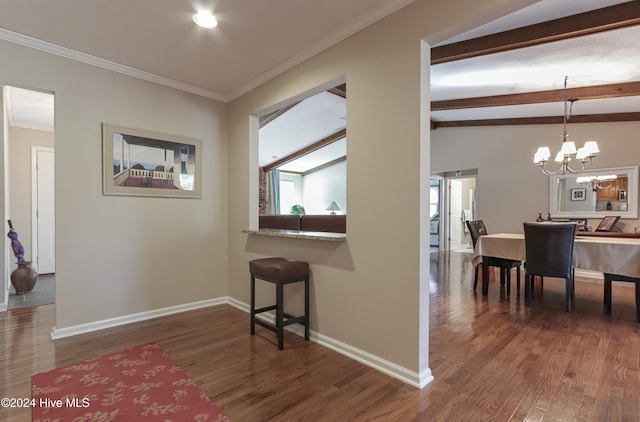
[430,0,640,129]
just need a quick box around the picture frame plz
[570,188,586,201]
[619,189,627,202]
[102,124,202,198]
[595,215,620,232]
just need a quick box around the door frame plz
[441,172,478,251]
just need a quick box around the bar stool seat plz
[249,257,310,350]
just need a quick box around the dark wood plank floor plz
[2,251,639,421]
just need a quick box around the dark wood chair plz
[603,273,640,322]
[523,222,576,312]
[466,220,521,296]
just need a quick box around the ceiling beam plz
[328,83,346,98]
[431,82,640,111]
[302,156,346,176]
[431,112,640,129]
[259,103,298,128]
[431,1,640,64]
[262,128,346,172]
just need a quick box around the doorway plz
[5,86,55,310]
[434,170,477,252]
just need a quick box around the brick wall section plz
[259,167,267,214]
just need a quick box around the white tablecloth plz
[473,233,640,278]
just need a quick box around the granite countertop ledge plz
[243,229,346,242]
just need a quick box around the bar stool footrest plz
[254,305,278,314]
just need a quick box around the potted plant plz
[290,204,306,215]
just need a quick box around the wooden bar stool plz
[249,257,310,350]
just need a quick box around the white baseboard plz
[314,329,432,388]
[229,296,431,389]
[49,295,432,389]
[50,297,226,340]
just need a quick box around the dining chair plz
[466,220,521,295]
[523,222,576,312]
[603,273,640,322]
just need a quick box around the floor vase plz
[11,261,37,294]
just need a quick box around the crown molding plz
[0,28,229,103]
[227,0,415,101]
[1,0,413,104]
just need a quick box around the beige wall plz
[8,127,54,261]
[431,122,640,233]
[227,0,532,382]
[1,88,7,308]
[0,0,540,385]
[0,39,229,328]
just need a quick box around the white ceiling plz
[259,91,346,172]
[0,0,411,100]
[431,0,640,122]
[2,0,638,166]
[4,86,54,132]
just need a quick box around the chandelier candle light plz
[533,76,600,175]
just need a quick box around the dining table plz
[473,233,640,296]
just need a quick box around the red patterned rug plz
[32,343,230,421]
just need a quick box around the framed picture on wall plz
[570,188,586,201]
[102,124,202,198]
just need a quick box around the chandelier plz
[533,76,600,175]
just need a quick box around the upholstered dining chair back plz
[466,220,488,248]
[523,222,576,280]
[466,219,522,295]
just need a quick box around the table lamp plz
[326,201,341,215]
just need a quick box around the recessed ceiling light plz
[193,11,218,28]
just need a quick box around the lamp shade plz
[560,141,577,156]
[534,146,551,163]
[326,201,341,214]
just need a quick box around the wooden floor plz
[2,251,640,421]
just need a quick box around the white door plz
[448,179,462,250]
[32,147,55,274]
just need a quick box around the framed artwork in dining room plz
[570,188,586,201]
[102,123,202,198]
[595,215,620,232]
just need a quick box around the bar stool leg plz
[276,282,284,350]
[250,274,256,335]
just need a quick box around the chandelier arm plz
[538,162,566,176]
[564,157,594,174]
[564,163,586,174]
